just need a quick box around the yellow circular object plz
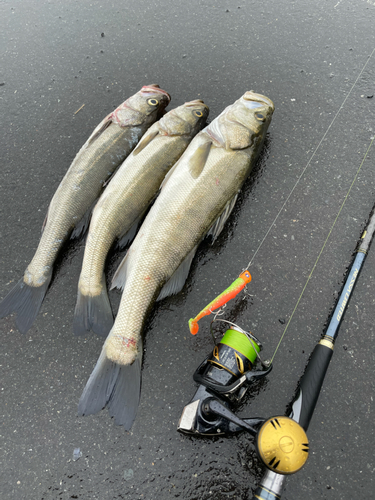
[256,416,309,475]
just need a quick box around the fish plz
[0,84,171,334]
[77,90,275,429]
[73,99,209,337]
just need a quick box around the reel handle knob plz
[256,416,309,475]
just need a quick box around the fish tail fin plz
[0,275,52,334]
[107,357,142,428]
[73,277,113,337]
[78,347,142,429]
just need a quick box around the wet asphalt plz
[1,1,374,499]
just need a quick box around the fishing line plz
[245,47,375,271]
[188,50,374,344]
[270,134,374,362]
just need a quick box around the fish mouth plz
[141,84,171,103]
[243,90,275,113]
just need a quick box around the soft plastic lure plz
[189,270,252,334]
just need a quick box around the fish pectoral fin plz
[153,137,210,189]
[102,165,121,188]
[207,193,239,242]
[132,130,159,156]
[188,141,212,179]
[84,114,114,149]
[110,251,130,291]
[157,245,198,301]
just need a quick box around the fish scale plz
[77,90,274,429]
[105,141,252,363]
[26,125,141,285]
[73,100,209,336]
[0,84,171,334]
[79,133,187,288]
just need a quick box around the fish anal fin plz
[157,246,198,301]
[207,193,239,242]
[71,199,99,240]
[110,251,130,291]
[188,141,212,179]
[116,213,144,250]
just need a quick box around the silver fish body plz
[73,99,209,336]
[78,91,274,428]
[0,85,171,334]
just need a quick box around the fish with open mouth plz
[73,99,209,337]
[77,90,275,429]
[0,84,171,334]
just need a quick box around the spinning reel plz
[178,323,309,475]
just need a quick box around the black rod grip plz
[295,342,334,431]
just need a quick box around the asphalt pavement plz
[1,1,374,499]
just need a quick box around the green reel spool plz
[220,328,261,366]
[208,327,262,381]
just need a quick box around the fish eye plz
[255,112,265,121]
[194,110,203,117]
[147,98,159,106]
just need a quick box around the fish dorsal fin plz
[132,130,159,156]
[188,141,212,179]
[41,206,49,232]
[207,193,239,241]
[156,245,198,301]
[110,251,130,291]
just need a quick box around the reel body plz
[178,327,271,436]
[178,326,309,475]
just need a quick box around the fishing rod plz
[177,46,374,495]
[250,206,375,499]
[178,207,375,497]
